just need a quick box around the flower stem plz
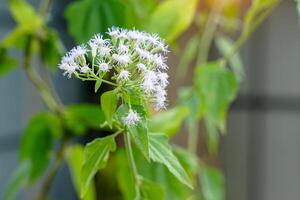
[124,132,141,198]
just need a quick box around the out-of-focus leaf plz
[195,62,239,153]
[177,34,200,79]
[149,106,190,137]
[200,165,225,200]
[243,0,279,34]
[144,0,197,43]
[2,161,31,200]
[296,0,300,24]
[8,0,42,26]
[0,48,18,76]
[66,145,96,200]
[20,112,62,181]
[149,133,193,188]
[125,0,157,28]
[215,35,244,81]
[101,90,118,127]
[41,29,65,69]
[140,178,165,200]
[64,104,106,135]
[173,146,199,175]
[81,135,116,198]
[1,26,31,49]
[65,0,126,43]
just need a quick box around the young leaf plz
[215,35,244,81]
[144,0,197,43]
[101,90,118,127]
[94,79,102,93]
[200,165,225,200]
[2,161,30,200]
[20,112,62,181]
[81,135,116,198]
[149,106,190,137]
[0,48,18,76]
[149,133,193,188]
[66,145,96,200]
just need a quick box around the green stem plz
[187,121,199,154]
[124,132,141,198]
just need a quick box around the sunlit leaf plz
[144,0,197,42]
[81,135,116,198]
[66,145,96,200]
[149,133,193,188]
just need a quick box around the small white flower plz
[141,70,157,93]
[80,65,90,73]
[91,34,107,46]
[107,27,119,38]
[136,48,151,60]
[137,63,147,71]
[70,45,87,58]
[157,72,169,88]
[112,54,132,65]
[98,46,111,56]
[59,63,77,78]
[122,110,140,126]
[118,44,129,53]
[99,63,110,72]
[152,54,168,70]
[118,70,130,81]
[89,41,98,58]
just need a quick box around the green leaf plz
[200,165,225,200]
[101,90,118,127]
[149,133,193,188]
[20,112,62,181]
[40,29,65,69]
[296,0,300,24]
[64,104,106,135]
[65,0,126,43]
[0,48,18,76]
[215,35,244,81]
[140,178,165,200]
[8,0,43,26]
[149,106,190,137]
[144,0,197,43]
[81,135,116,198]
[116,104,149,159]
[66,145,96,200]
[94,79,102,93]
[2,161,31,200]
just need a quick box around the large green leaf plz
[144,0,197,42]
[20,112,62,181]
[195,62,239,153]
[149,133,193,188]
[65,0,126,43]
[215,35,244,82]
[200,165,225,200]
[1,161,31,200]
[66,145,96,200]
[64,104,106,135]
[149,106,190,137]
[81,135,116,198]
[101,90,118,128]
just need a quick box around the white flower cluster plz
[58,27,169,110]
[122,110,140,126]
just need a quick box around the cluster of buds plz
[58,27,170,125]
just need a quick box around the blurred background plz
[1,0,300,200]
